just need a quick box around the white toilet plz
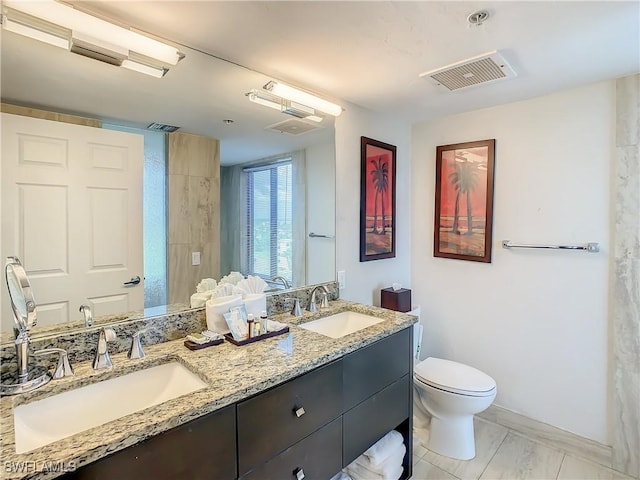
[412,323,497,460]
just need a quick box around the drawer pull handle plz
[294,406,306,418]
[294,467,305,480]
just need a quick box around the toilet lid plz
[415,357,496,395]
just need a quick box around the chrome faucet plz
[128,330,145,360]
[79,304,93,327]
[307,285,330,312]
[93,327,117,370]
[272,276,291,289]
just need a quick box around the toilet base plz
[427,415,476,460]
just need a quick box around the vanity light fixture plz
[247,89,324,123]
[2,7,69,49]
[264,81,342,117]
[1,0,184,77]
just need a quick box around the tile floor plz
[411,417,634,480]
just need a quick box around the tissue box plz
[381,287,411,312]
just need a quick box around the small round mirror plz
[5,257,37,333]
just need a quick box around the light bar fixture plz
[247,89,324,123]
[264,81,342,117]
[1,0,184,77]
[2,7,69,49]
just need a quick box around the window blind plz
[244,159,293,283]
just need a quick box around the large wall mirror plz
[0,11,336,338]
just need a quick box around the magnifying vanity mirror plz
[1,257,52,395]
[5,257,38,337]
[0,6,337,341]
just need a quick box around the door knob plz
[123,276,141,286]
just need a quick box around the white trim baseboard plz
[478,404,613,470]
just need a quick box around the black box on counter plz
[381,287,412,313]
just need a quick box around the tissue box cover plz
[381,287,412,312]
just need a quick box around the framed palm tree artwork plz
[434,139,496,263]
[360,136,396,262]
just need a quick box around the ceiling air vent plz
[265,118,323,136]
[419,50,516,91]
[147,123,180,132]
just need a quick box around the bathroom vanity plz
[0,301,416,480]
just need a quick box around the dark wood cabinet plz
[343,375,410,465]
[66,404,237,480]
[343,328,412,411]
[237,360,343,475]
[64,326,413,480]
[239,418,342,480]
[341,327,413,479]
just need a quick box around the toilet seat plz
[415,357,496,397]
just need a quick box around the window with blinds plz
[244,160,293,283]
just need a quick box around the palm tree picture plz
[360,137,396,262]
[434,139,496,263]
[370,156,389,234]
[448,153,480,235]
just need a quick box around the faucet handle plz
[287,298,302,317]
[33,348,74,379]
[128,330,146,360]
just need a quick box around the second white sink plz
[299,311,384,339]
[13,361,207,453]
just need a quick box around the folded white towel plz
[196,278,217,293]
[329,471,351,480]
[205,294,243,334]
[219,271,244,285]
[235,275,268,294]
[355,443,406,476]
[346,460,403,480]
[363,430,404,467]
[266,319,288,332]
[190,291,213,308]
[210,283,238,298]
[243,293,267,318]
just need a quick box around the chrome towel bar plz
[502,240,599,253]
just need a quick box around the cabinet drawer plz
[240,417,342,480]
[343,374,410,466]
[343,327,412,411]
[66,405,236,480]
[237,360,343,475]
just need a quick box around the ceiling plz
[2,1,639,163]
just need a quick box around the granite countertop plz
[0,300,417,480]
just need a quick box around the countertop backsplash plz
[0,281,339,374]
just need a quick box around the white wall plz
[306,142,336,285]
[335,104,412,305]
[411,81,614,444]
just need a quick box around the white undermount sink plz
[13,362,207,453]
[299,311,384,339]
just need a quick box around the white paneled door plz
[1,113,144,331]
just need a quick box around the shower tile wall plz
[168,132,221,304]
[613,73,640,479]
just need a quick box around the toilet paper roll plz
[205,294,243,334]
[243,293,267,319]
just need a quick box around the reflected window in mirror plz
[221,151,306,287]
[104,124,168,308]
[246,159,293,283]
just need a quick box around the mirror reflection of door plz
[1,113,144,330]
